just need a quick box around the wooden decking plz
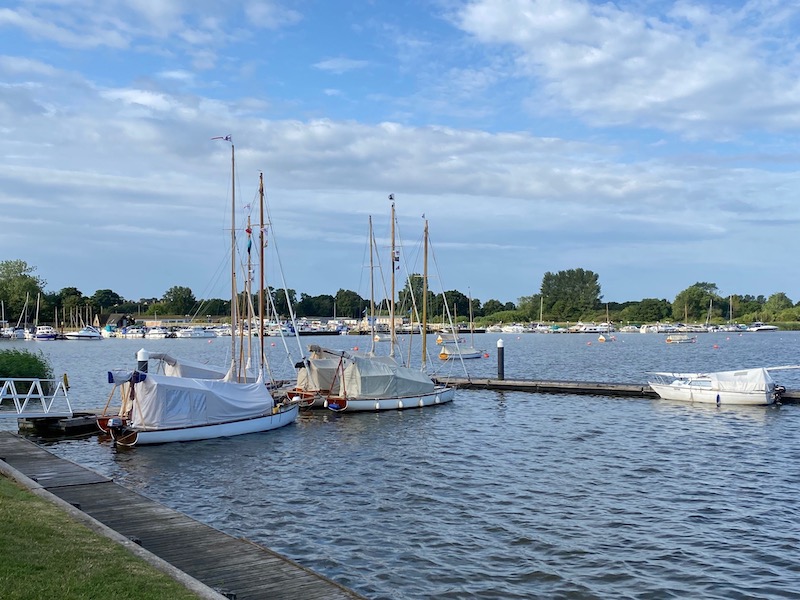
[0,432,366,600]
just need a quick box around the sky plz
[2,0,800,308]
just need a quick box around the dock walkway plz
[0,432,365,600]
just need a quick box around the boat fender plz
[397,400,403,409]
[418,399,424,407]
[374,402,380,410]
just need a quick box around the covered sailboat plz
[104,140,299,445]
[293,199,455,412]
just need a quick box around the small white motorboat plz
[64,326,103,340]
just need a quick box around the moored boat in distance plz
[25,325,58,341]
[747,321,779,332]
[665,333,697,344]
[64,325,103,340]
[174,325,216,338]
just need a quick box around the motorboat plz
[647,366,797,406]
[174,325,216,338]
[64,326,103,340]
[145,326,173,339]
[24,325,58,341]
[747,322,779,332]
[119,326,146,339]
[665,333,697,344]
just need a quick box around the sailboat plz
[293,198,456,411]
[439,290,482,360]
[24,293,58,341]
[103,138,299,446]
[598,304,616,343]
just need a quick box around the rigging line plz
[258,180,307,362]
[427,233,469,379]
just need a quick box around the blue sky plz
[2,0,800,307]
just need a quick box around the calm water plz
[3,332,800,599]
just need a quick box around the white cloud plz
[313,58,370,74]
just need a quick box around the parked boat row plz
[96,150,455,446]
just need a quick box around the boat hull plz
[327,386,455,412]
[109,404,299,446]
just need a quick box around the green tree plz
[271,287,296,318]
[482,299,505,316]
[672,283,720,322]
[623,298,672,323]
[90,289,124,314]
[762,292,793,320]
[517,294,543,321]
[442,290,470,322]
[334,289,367,319]
[0,260,46,322]
[161,286,197,316]
[296,294,335,317]
[540,268,601,321]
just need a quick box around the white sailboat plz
[598,304,616,342]
[104,138,299,446]
[293,198,456,411]
[439,290,482,360]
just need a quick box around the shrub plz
[0,349,54,392]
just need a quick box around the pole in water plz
[137,348,149,373]
[497,338,504,380]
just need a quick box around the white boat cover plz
[148,352,228,380]
[131,372,274,430]
[341,354,434,399]
[296,357,343,394]
[297,345,435,399]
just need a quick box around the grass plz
[0,476,201,600]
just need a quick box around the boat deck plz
[0,432,365,600]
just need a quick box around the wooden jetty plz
[0,432,366,600]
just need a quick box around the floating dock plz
[433,377,800,403]
[0,432,366,600]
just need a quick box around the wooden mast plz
[422,217,428,365]
[389,195,396,357]
[229,141,238,376]
[258,172,266,378]
[368,216,376,353]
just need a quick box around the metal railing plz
[0,377,73,418]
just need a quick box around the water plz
[3,332,800,599]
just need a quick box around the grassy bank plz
[0,475,200,600]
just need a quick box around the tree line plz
[1,259,796,327]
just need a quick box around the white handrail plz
[0,377,73,418]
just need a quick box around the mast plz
[258,172,266,378]
[368,216,376,353]
[229,141,237,374]
[469,287,475,348]
[422,217,428,364]
[389,196,397,356]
